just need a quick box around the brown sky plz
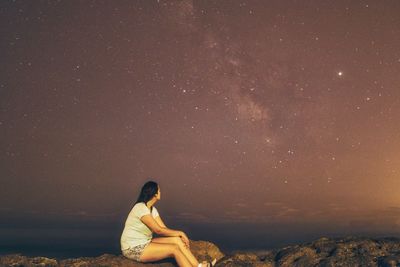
[1,0,400,249]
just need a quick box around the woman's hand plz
[179,231,190,248]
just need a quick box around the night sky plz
[1,0,400,258]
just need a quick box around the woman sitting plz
[121,180,217,267]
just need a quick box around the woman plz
[121,181,217,267]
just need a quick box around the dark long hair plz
[135,181,159,211]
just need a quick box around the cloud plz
[217,203,305,223]
[0,207,12,212]
[165,204,400,227]
[234,202,248,208]
[53,210,118,218]
[263,201,285,207]
[381,206,400,215]
[170,212,209,223]
[274,207,302,218]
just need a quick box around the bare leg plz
[139,242,192,267]
[152,236,204,266]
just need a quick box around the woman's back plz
[120,202,159,251]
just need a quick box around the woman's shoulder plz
[130,202,151,217]
[133,202,155,212]
[132,202,157,212]
[133,202,147,209]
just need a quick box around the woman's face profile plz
[156,187,161,200]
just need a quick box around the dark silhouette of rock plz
[0,240,224,267]
[0,254,58,267]
[3,236,400,266]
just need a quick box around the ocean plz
[1,221,398,260]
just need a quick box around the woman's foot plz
[199,258,216,267]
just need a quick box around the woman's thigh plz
[139,242,178,263]
[151,236,183,245]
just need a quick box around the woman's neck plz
[146,198,156,209]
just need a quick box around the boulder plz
[4,236,400,266]
[0,254,58,267]
[0,240,224,267]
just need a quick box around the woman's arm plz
[155,215,167,228]
[141,214,182,237]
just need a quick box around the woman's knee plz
[158,243,180,257]
[170,243,182,255]
[172,237,184,245]
[157,243,180,258]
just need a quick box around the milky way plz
[1,0,400,253]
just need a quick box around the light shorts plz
[122,242,151,262]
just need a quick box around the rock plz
[0,254,58,267]
[215,251,274,267]
[188,240,225,263]
[377,255,400,267]
[59,254,173,267]
[275,246,320,267]
[311,237,337,257]
[0,240,224,267]
[58,240,224,267]
[4,236,400,266]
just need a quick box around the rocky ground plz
[2,236,400,266]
